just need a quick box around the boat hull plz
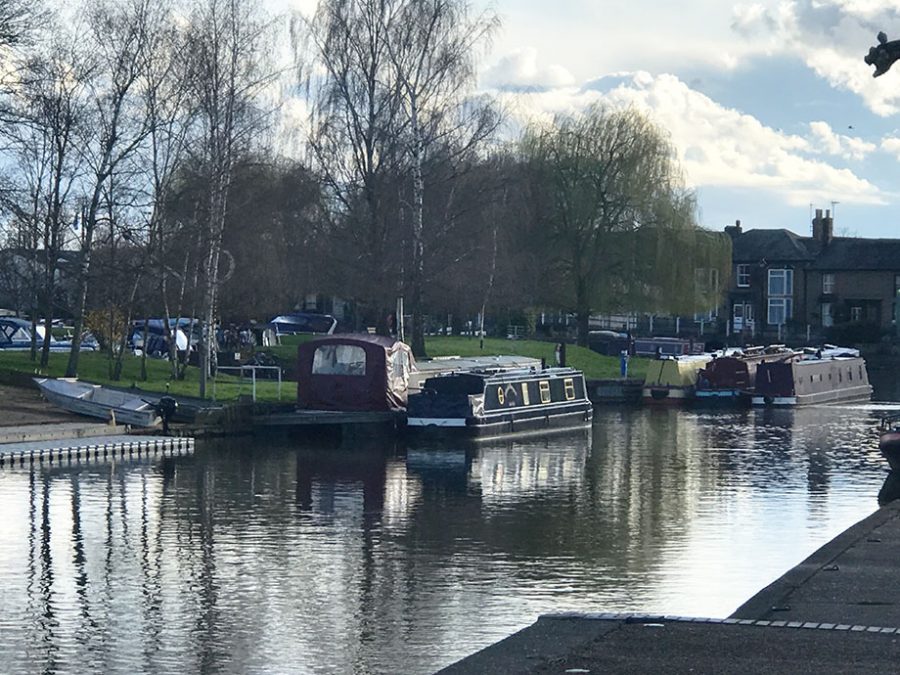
[407,401,593,441]
[693,389,751,406]
[881,432,900,471]
[35,378,160,427]
[642,386,694,403]
[751,354,871,407]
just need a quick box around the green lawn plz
[0,350,290,402]
[423,336,648,380]
[0,336,647,403]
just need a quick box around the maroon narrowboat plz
[297,334,414,412]
[751,346,872,407]
[695,346,797,404]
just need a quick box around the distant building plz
[725,210,900,341]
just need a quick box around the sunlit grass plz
[0,334,646,403]
[0,350,290,402]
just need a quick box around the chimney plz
[822,209,833,245]
[724,219,742,239]
[813,208,833,245]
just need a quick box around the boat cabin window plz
[0,322,30,342]
[539,381,551,403]
[564,378,576,401]
[312,345,367,376]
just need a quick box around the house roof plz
[810,237,900,271]
[731,229,816,264]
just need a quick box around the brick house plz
[724,210,900,341]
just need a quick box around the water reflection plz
[0,405,891,674]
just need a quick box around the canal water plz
[0,404,894,674]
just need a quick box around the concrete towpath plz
[439,499,900,674]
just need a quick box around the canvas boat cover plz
[297,334,415,412]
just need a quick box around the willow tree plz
[521,104,730,346]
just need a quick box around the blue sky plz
[474,0,900,239]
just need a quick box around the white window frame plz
[767,268,793,297]
[767,297,793,326]
[822,273,835,294]
[736,264,750,288]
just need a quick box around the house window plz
[768,298,793,326]
[736,264,750,287]
[767,268,793,325]
[822,273,835,294]
[768,268,793,296]
[821,303,833,328]
[850,305,862,322]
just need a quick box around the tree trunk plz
[408,91,427,358]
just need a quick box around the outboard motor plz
[155,396,178,435]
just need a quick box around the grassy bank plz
[0,336,647,403]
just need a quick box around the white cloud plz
[482,48,575,91]
[728,1,900,116]
[491,71,885,207]
[808,121,876,159]
[880,136,900,159]
[731,3,778,37]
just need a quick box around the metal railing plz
[212,365,283,402]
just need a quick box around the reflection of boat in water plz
[406,367,592,440]
[642,354,712,403]
[695,345,796,405]
[470,431,590,501]
[879,413,900,471]
[751,346,872,407]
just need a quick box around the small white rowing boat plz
[34,377,161,428]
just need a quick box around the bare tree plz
[9,35,88,366]
[0,0,37,49]
[183,0,275,397]
[64,0,156,377]
[382,0,499,356]
[301,0,406,331]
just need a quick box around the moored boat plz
[34,377,161,427]
[751,346,872,407]
[880,413,900,471]
[642,354,713,403]
[695,345,798,405]
[406,366,592,440]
